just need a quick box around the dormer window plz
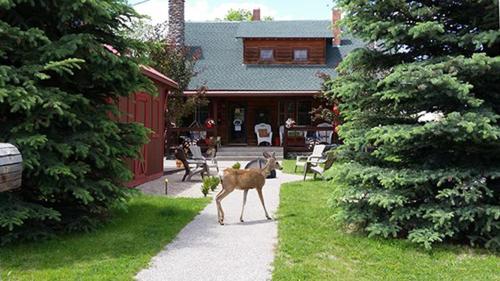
[260,49,274,61]
[244,39,326,65]
[294,49,308,62]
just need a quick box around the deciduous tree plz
[222,8,273,21]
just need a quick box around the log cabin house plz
[169,9,364,156]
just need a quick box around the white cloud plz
[133,0,291,24]
[186,0,211,21]
[133,0,168,24]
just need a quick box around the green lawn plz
[0,195,210,281]
[282,159,302,175]
[273,180,500,281]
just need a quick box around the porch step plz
[216,156,284,161]
[216,146,284,161]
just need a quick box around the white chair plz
[279,125,285,146]
[316,123,334,144]
[294,144,326,173]
[303,150,336,181]
[254,123,273,146]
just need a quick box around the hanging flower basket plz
[205,118,216,129]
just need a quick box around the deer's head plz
[263,151,282,172]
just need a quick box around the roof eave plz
[183,90,320,97]
[141,66,179,89]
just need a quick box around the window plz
[297,101,312,125]
[279,100,312,126]
[260,49,274,61]
[294,49,308,62]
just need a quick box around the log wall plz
[243,38,327,65]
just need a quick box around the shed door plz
[146,91,165,176]
[134,93,149,180]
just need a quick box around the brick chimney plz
[252,9,261,21]
[167,0,185,51]
[332,9,342,46]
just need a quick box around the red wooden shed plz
[118,66,178,187]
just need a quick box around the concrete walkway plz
[136,169,302,281]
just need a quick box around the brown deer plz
[216,152,282,225]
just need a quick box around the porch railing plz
[165,126,218,156]
[165,125,338,158]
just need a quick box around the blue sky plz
[130,0,335,23]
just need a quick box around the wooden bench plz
[0,143,23,192]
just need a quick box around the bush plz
[202,176,220,194]
[232,162,241,169]
[0,0,151,244]
[201,184,210,197]
[325,0,500,249]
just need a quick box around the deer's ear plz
[272,152,276,158]
[263,152,271,158]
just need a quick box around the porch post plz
[283,126,288,158]
[212,98,218,140]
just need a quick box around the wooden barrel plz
[0,143,23,192]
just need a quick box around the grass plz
[282,159,303,175]
[273,180,500,281]
[0,195,210,281]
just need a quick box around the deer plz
[216,152,282,225]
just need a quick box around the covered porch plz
[166,91,338,157]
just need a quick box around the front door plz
[255,108,271,124]
[229,104,247,144]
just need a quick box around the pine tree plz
[0,0,151,244]
[325,1,500,249]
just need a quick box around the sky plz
[129,0,335,24]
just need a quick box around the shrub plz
[232,162,241,169]
[201,184,210,197]
[202,176,220,193]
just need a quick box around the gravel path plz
[136,170,302,281]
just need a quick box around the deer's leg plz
[215,187,225,221]
[257,188,272,220]
[215,188,232,225]
[239,189,249,222]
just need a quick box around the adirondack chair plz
[294,144,326,173]
[189,145,219,175]
[303,150,336,180]
[174,145,208,182]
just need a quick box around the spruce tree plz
[325,1,500,249]
[0,0,151,244]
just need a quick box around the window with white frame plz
[260,49,274,61]
[293,49,308,62]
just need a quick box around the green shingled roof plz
[185,21,364,91]
[236,20,334,38]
